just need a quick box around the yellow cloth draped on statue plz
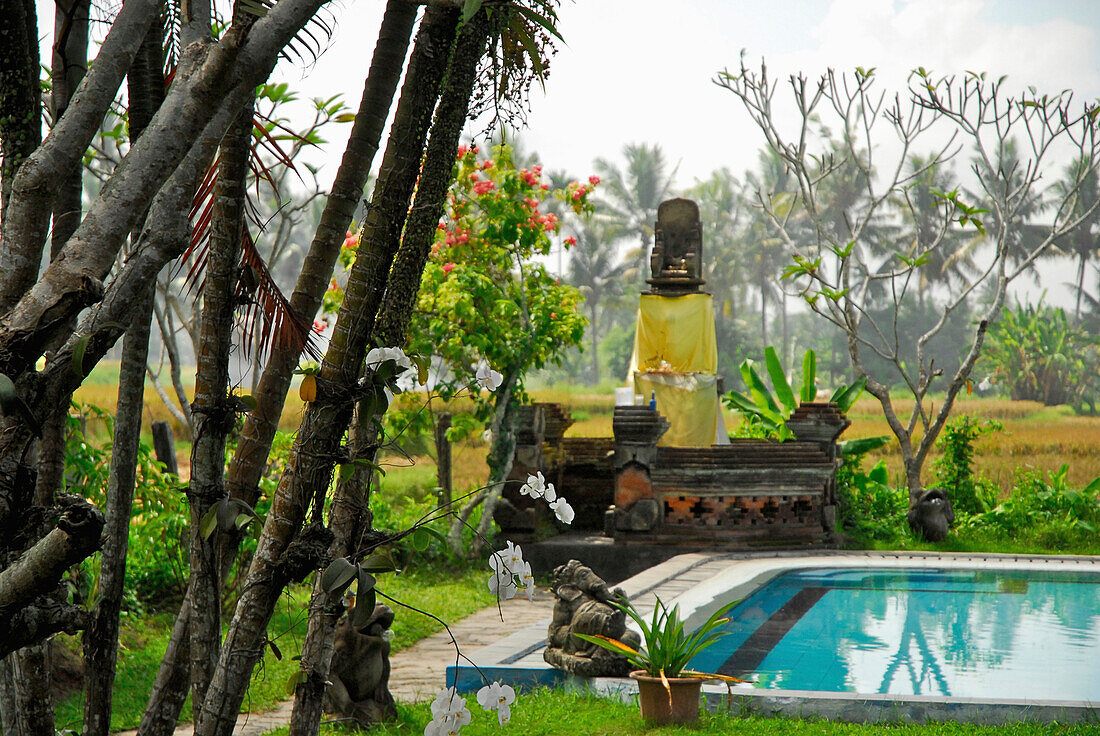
[627,294,726,447]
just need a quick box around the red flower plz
[563,235,577,247]
[312,319,327,333]
[442,262,456,275]
[473,180,496,195]
[343,231,357,248]
[588,175,601,185]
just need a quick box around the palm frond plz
[237,228,321,360]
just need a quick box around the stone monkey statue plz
[544,559,641,677]
[323,602,398,727]
[907,487,955,542]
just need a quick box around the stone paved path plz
[117,591,556,736]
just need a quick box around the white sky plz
[35,0,1100,305]
[282,0,1100,187]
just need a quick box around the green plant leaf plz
[352,569,378,632]
[830,375,867,411]
[765,347,796,412]
[199,505,219,540]
[800,350,817,403]
[320,557,358,595]
[461,0,482,23]
[285,670,307,696]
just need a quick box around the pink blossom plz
[468,172,480,182]
[343,231,357,248]
[482,160,494,170]
[572,189,584,201]
[456,145,468,157]
[442,262,456,275]
[532,165,542,174]
[588,175,601,185]
[312,319,327,333]
[473,180,496,195]
[563,235,577,247]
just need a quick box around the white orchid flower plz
[504,540,523,569]
[550,497,575,525]
[543,482,557,503]
[519,560,535,601]
[476,681,516,726]
[365,346,411,371]
[488,569,518,600]
[476,363,503,391]
[430,688,466,719]
[520,471,547,499]
[425,706,471,736]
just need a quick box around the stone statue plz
[907,487,955,542]
[324,603,398,727]
[647,198,704,294]
[544,559,641,677]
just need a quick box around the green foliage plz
[409,144,589,420]
[835,449,907,542]
[576,596,739,679]
[932,415,1002,515]
[378,687,1100,735]
[967,465,1100,545]
[722,347,867,440]
[66,405,189,609]
[981,300,1100,411]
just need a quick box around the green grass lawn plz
[52,566,493,732]
[263,688,1100,736]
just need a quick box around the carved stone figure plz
[647,198,705,294]
[907,487,955,542]
[324,603,398,727]
[544,559,641,677]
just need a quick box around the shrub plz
[981,300,1100,411]
[968,464,1100,542]
[835,447,907,543]
[932,415,1002,515]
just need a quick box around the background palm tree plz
[594,142,677,284]
[1052,156,1100,320]
[565,218,627,383]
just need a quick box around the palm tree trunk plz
[193,11,459,736]
[82,17,164,736]
[187,94,255,728]
[289,14,488,733]
[142,6,419,733]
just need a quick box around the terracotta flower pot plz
[629,670,703,725]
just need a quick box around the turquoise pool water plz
[688,567,1100,701]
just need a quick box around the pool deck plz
[449,550,1100,725]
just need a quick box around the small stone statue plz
[544,559,641,677]
[324,603,398,727]
[647,198,705,294]
[907,487,955,542]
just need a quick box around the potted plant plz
[576,596,745,724]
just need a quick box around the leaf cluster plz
[722,347,866,440]
[576,596,742,681]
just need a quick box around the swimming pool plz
[688,567,1100,702]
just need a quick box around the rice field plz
[72,363,1100,495]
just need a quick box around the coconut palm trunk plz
[82,17,164,736]
[192,10,459,736]
[288,12,489,733]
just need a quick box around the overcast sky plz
[282,0,1100,188]
[36,0,1100,304]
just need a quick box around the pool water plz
[688,567,1100,701]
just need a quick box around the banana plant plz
[723,347,869,440]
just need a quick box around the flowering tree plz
[408,144,591,553]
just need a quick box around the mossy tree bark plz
[288,11,490,735]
